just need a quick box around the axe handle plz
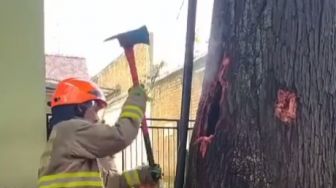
[124,47,155,167]
[125,48,140,85]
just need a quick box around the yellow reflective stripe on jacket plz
[120,112,142,121]
[39,172,101,183]
[123,105,144,117]
[120,105,144,121]
[39,181,103,188]
[38,171,103,188]
[123,170,141,187]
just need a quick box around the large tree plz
[186,0,336,187]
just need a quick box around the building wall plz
[0,0,45,187]
[151,58,205,121]
[93,44,151,93]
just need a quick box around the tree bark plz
[186,0,336,187]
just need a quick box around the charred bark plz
[186,0,336,187]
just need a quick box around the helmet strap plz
[76,100,95,117]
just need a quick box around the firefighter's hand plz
[149,164,162,182]
[128,85,149,100]
[122,164,162,188]
[138,164,162,184]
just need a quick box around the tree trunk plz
[186,0,336,187]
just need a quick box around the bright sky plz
[44,0,213,76]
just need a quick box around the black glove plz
[137,164,162,184]
[149,164,162,182]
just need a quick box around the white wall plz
[0,0,45,187]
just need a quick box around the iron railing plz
[121,118,194,188]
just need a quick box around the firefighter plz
[39,78,161,188]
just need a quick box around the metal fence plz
[46,114,195,187]
[121,118,194,188]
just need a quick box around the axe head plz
[104,26,149,48]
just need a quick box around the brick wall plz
[93,45,205,120]
[151,57,205,121]
[93,44,151,95]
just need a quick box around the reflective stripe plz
[39,181,103,188]
[120,112,142,121]
[123,170,141,187]
[39,172,101,183]
[123,105,144,117]
[39,172,103,188]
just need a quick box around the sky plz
[44,0,214,76]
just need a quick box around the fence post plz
[176,120,180,152]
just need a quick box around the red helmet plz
[51,78,107,108]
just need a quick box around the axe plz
[104,26,155,167]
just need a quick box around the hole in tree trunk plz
[193,55,232,159]
[206,84,222,136]
[274,89,297,124]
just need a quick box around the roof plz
[45,54,89,82]
[154,55,206,84]
[44,55,119,104]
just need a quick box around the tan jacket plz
[38,91,149,188]
[98,156,156,188]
